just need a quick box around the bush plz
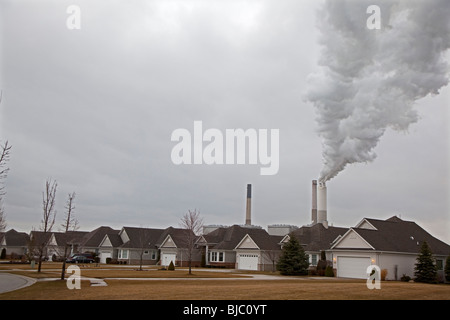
[106,257,112,264]
[308,268,317,276]
[316,260,327,276]
[401,274,411,282]
[168,261,175,271]
[325,265,334,277]
[381,269,388,281]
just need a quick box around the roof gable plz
[118,227,165,249]
[160,234,177,248]
[331,228,375,250]
[99,234,113,247]
[203,225,280,251]
[235,234,260,250]
[355,218,377,230]
[81,226,119,248]
[48,233,58,246]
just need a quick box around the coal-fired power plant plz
[245,184,252,225]
[312,180,328,228]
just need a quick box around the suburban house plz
[97,225,201,266]
[79,226,119,256]
[282,222,347,267]
[0,229,29,258]
[112,226,162,265]
[1,216,449,280]
[198,224,283,271]
[159,226,202,267]
[46,230,88,260]
[329,216,450,281]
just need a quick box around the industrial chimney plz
[245,184,252,225]
[317,181,328,228]
[311,180,318,224]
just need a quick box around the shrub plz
[168,260,175,271]
[381,269,388,281]
[105,257,112,264]
[315,251,327,276]
[325,265,334,277]
[308,268,317,276]
[316,260,327,276]
[401,274,411,282]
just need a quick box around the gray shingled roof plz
[157,226,198,248]
[204,225,281,251]
[119,227,165,249]
[80,226,120,248]
[349,217,450,255]
[30,231,53,247]
[52,231,89,246]
[1,229,29,246]
[290,223,347,252]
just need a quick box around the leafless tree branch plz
[0,140,12,233]
[60,192,76,280]
[180,209,203,274]
[37,179,57,272]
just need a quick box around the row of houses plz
[1,216,449,280]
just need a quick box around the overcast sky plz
[0,0,449,244]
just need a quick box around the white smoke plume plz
[306,0,450,183]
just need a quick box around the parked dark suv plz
[66,253,94,264]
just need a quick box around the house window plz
[119,249,128,259]
[144,250,149,255]
[210,251,224,262]
[151,251,157,260]
[436,259,443,270]
[310,254,318,266]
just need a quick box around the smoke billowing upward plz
[306,0,450,183]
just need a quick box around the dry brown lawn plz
[1,262,449,300]
[1,277,449,300]
[0,262,248,279]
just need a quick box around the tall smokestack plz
[245,184,252,225]
[311,180,317,224]
[317,181,328,228]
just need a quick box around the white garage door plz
[337,256,371,279]
[100,251,112,264]
[238,254,259,271]
[161,253,176,266]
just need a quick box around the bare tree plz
[37,179,57,272]
[60,192,77,280]
[263,250,281,272]
[137,227,152,271]
[0,141,12,233]
[180,209,203,275]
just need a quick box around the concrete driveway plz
[0,272,36,294]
